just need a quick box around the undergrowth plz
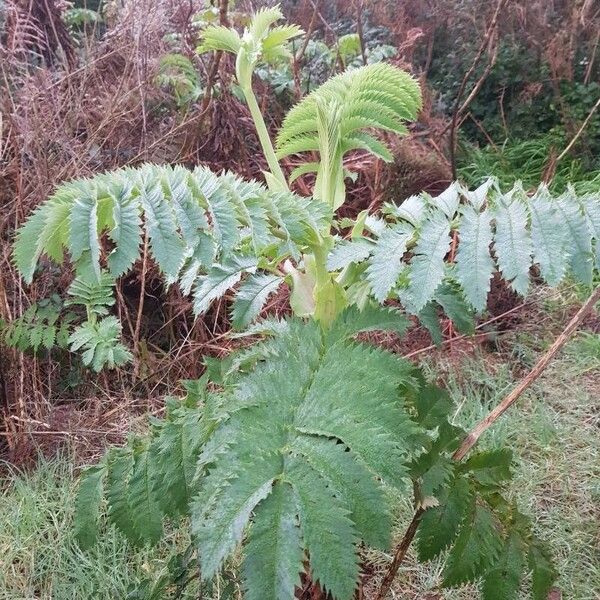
[458,136,600,195]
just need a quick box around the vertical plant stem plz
[133,231,149,378]
[243,85,288,189]
[375,508,424,600]
[376,286,600,598]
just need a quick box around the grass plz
[457,136,600,195]
[1,302,598,599]
[0,458,204,599]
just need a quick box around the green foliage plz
[75,312,423,599]
[410,383,557,599]
[73,311,558,599]
[458,136,600,195]
[14,165,327,289]
[1,295,74,354]
[14,6,592,598]
[13,164,329,366]
[64,7,101,29]
[256,32,398,102]
[66,271,116,317]
[155,54,202,107]
[68,316,132,372]
[74,392,211,549]
[277,62,422,207]
[333,180,600,327]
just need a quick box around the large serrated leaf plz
[455,206,494,313]
[327,238,373,271]
[366,223,413,302]
[193,255,259,316]
[74,465,105,550]
[529,188,568,286]
[139,180,185,276]
[108,187,142,277]
[556,195,594,285]
[231,273,284,329]
[241,483,304,600]
[417,475,471,561]
[406,210,451,313]
[482,532,525,600]
[493,194,532,296]
[442,501,502,587]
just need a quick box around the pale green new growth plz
[325,181,600,318]
[277,62,421,207]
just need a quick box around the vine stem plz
[376,286,600,599]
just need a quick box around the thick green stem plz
[242,85,288,190]
[311,243,330,289]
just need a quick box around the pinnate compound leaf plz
[417,475,471,561]
[74,465,105,549]
[242,483,303,600]
[482,532,525,600]
[185,317,419,599]
[442,501,503,587]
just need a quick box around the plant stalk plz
[242,85,288,190]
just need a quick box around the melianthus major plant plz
[13,6,600,599]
